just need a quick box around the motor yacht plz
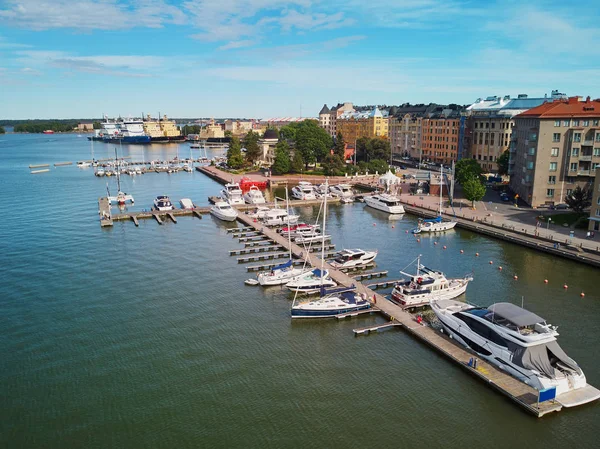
[291,181,316,200]
[390,256,472,309]
[243,185,266,205]
[246,206,271,219]
[329,183,353,199]
[210,201,238,221]
[364,193,405,214]
[221,182,245,205]
[329,249,377,269]
[278,223,320,238]
[431,299,600,407]
[261,209,299,227]
[295,232,331,244]
[291,286,371,318]
[286,268,337,294]
[76,161,91,168]
[153,195,174,211]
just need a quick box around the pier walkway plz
[236,213,565,418]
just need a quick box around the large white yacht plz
[364,193,405,214]
[261,209,299,226]
[210,201,238,221]
[390,256,472,309]
[153,195,174,211]
[243,186,266,205]
[329,249,377,269]
[221,182,245,205]
[431,299,600,407]
[291,181,316,200]
[329,183,353,199]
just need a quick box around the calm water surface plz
[1,134,599,448]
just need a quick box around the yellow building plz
[200,119,225,139]
[159,114,181,138]
[143,114,182,140]
[336,107,389,145]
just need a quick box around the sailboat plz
[290,180,371,318]
[413,165,456,233]
[107,148,134,206]
[256,186,311,286]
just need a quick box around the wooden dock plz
[230,245,284,255]
[98,197,113,227]
[235,213,564,418]
[237,252,290,263]
[353,270,388,281]
[353,321,401,335]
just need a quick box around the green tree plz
[462,177,487,206]
[224,130,233,137]
[227,137,244,169]
[356,137,390,163]
[243,130,261,164]
[323,154,345,176]
[565,185,592,213]
[291,150,304,174]
[0,126,5,134]
[271,140,291,175]
[93,121,101,130]
[496,150,510,176]
[367,159,389,174]
[334,131,345,159]
[455,159,483,185]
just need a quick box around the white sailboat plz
[107,149,134,205]
[413,165,457,233]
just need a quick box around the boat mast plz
[320,179,328,288]
[439,164,443,216]
[115,148,121,192]
[285,184,292,261]
[416,254,421,277]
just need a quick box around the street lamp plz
[547,217,552,230]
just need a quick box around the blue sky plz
[1,0,599,119]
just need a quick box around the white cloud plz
[278,10,354,32]
[217,40,257,51]
[0,0,185,30]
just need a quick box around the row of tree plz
[0,126,5,134]
[226,130,262,169]
[14,121,79,133]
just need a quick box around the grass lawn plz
[540,212,588,229]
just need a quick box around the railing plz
[583,139,594,145]
[579,155,592,161]
[577,170,591,176]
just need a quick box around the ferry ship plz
[102,117,151,144]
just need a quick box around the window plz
[527,161,534,169]
[563,120,570,127]
[566,176,575,183]
[551,147,559,157]
[491,123,495,129]
[554,120,561,127]
[594,120,599,126]
[573,120,580,127]
[485,122,489,128]
[455,313,507,348]
[596,208,600,217]
[573,133,582,142]
[594,148,600,157]
[572,147,579,157]
[596,133,600,142]
[570,162,578,171]
[547,189,555,197]
[553,133,561,142]
[528,147,535,155]
[566,189,572,196]
[583,120,589,126]
[474,122,478,129]
[549,162,557,171]
[548,176,556,184]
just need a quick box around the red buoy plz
[498,266,503,271]
[489,261,493,265]
[417,239,421,243]
[544,279,548,284]
[443,246,447,250]
[513,275,518,280]
[434,242,438,245]
[563,284,568,289]
[580,292,585,297]
[460,250,464,254]
[475,252,480,257]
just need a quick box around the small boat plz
[364,193,405,214]
[43,130,54,134]
[277,223,320,237]
[295,232,331,244]
[291,181,317,200]
[221,182,245,205]
[95,168,105,177]
[243,185,266,204]
[246,206,271,219]
[390,255,472,309]
[154,195,175,211]
[431,300,600,406]
[291,286,371,318]
[329,183,354,199]
[413,165,456,233]
[180,198,194,210]
[286,268,337,294]
[245,278,260,286]
[340,196,354,204]
[261,209,299,226]
[210,201,238,221]
[76,161,91,168]
[182,163,193,172]
[329,249,377,269]
[257,259,311,286]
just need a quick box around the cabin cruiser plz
[414,216,457,233]
[243,185,266,205]
[180,198,194,210]
[261,209,299,226]
[291,286,371,318]
[286,268,337,294]
[246,206,271,219]
[210,201,238,221]
[329,249,377,269]
[431,300,600,407]
[77,161,91,168]
[295,232,331,244]
[278,223,320,238]
[329,183,353,199]
[364,193,405,214]
[291,181,317,200]
[313,184,334,199]
[257,260,311,286]
[95,168,105,177]
[154,195,174,211]
[390,256,472,309]
[221,182,244,205]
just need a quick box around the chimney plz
[586,96,591,103]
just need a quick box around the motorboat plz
[291,181,317,200]
[257,259,311,286]
[77,161,91,168]
[278,223,320,238]
[261,209,299,226]
[390,255,472,309]
[221,182,245,205]
[329,249,377,269]
[210,201,238,221]
[182,163,193,172]
[313,184,334,199]
[243,185,266,205]
[291,286,371,318]
[340,196,354,204]
[154,195,174,211]
[364,193,405,214]
[246,206,271,219]
[180,198,194,210]
[329,183,353,199]
[431,300,600,407]
[295,232,331,244]
[286,268,336,294]
[413,165,456,233]
[95,168,105,177]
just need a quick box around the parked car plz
[551,203,569,210]
[499,192,510,202]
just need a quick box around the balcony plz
[583,139,594,146]
[579,155,592,161]
[577,170,591,176]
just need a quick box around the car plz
[499,192,509,201]
[399,165,407,170]
[551,203,569,210]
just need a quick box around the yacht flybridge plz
[221,182,245,205]
[431,300,600,407]
[243,185,266,205]
[364,193,405,214]
[329,249,377,269]
[291,181,316,200]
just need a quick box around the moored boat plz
[329,249,377,269]
[291,181,316,200]
[154,195,174,211]
[364,193,405,214]
[243,185,266,205]
[210,201,238,221]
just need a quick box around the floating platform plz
[353,270,388,281]
[353,321,401,335]
[230,245,284,255]
[366,280,402,290]
[237,252,290,263]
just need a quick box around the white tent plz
[379,170,399,191]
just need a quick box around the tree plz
[355,137,390,163]
[271,140,291,175]
[455,159,483,185]
[565,186,592,213]
[224,130,233,137]
[0,126,5,134]
[226,137,244,169]
[291,150,304,174]
[334,131,345,159]
[323,154,345,176]
[496,150,510,176]
[368,159,389,174]
[93,121,101,130]
[243,130,261,164]
[462,177,487,206]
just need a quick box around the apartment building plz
[589,167,600,231]
[336,107,389,145]
[421,111,461,166]
[509,96,600,208]
[318,102,355,137]
[389,114,422,160]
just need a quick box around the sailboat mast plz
[115,148,121,192]
[285,185,292,261]
[439,164,443,215]
[320,179,328,287]
[416,254,420,277]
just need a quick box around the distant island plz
[0,126,5,134]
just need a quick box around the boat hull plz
[418,221,457,232]
[364,197,405,214]
[391,279,469,309]
[291,304,370,318]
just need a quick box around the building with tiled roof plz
[336,106,389,145]
[509,96,600,208]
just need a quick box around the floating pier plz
[353,270,388,281]
[230,245,283,255]
[237,252,291,263]
[245,260,305,272]
[352,321,401,336]
[365,280,401,290]
[54,161,73,166]
[30,169,50,174]
[29,164,50,169]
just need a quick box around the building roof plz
[517,96,600,118]
[319,104,330,115]
[369,106,383,118]
[263,128,279,140]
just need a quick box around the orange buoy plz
[392,225,395,229]
[417,239,421,243]
[513,275,518,280]
[373,223,376,226]
[434,242,438,245]
[460,249,464,254]
[498,266,503,271]
[563,284,568,289]
[475,252,479,257]
[580,292,585,297]
[443,246,447,250]
[544,279,548,283]
[489,261,493,264]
